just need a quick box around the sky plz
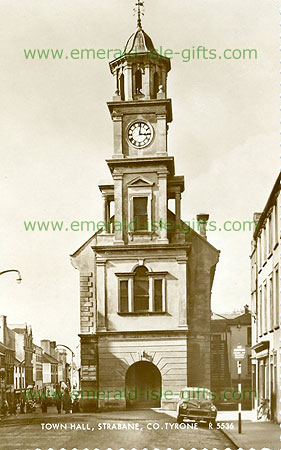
[0,0,279,360]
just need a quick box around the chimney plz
[50,341,57,358]
[41,339,51,355]
[0,315,7,344]
[253,212,262,225]
[196,214,209,239]
[253,212,262,235]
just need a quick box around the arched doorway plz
[125,361,161,409]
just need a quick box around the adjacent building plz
[71,12,220,410]
[211,309,252,407]
[9,323,34,390]
[0,341,15,409]
[0,315,72,408]
[250,172,280,422]
[32,344,43,394]
[0,316,33,405]
[41,340,59,389]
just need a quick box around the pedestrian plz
[72,398,80,413]
[55,386,62,414]
[9,401,16,415]
[41,396,48,413]
[62,388,71,414]
[20,399,25,414]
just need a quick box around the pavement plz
[216,410,281,450]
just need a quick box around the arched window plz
[153,72,159,98]
[135,69,142,94]
[134,266,149,311]
[120,74,125,101]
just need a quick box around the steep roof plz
[42,353,58,364]
[0,341,14,353]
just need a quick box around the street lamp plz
[0,269,22,284]
[55,344,75,392]
[18,359,25,414]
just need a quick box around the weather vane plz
[134,0,144,29]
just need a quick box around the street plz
[0,407,237,450]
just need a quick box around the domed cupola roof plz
[124,26,155,55]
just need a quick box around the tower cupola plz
[109,1,171,102]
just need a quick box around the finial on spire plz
[134,0,144,29]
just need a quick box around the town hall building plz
[71,3,220,411]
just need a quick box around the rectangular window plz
[269,276,273,330]
[274,203,279,247]
[247,326,251,345]
[264,282,267,333]
[119,280,129,313]
[268,214,273,254]
[259,287,262,336]
[154,279,163,312]
[134,268,149,311]
[258,236,262,270]
[263,228,267,263]
[133,197,148,231]
[275,267,279,327]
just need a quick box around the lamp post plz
[18,359,25,413]
[0,269,22,284]
[55,345,75,392]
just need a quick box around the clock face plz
[128,121,153,148]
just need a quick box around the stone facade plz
[71,18,220,411]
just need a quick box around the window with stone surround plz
[116,266,167,314]
[133,197,148,231]
[127,176,154,235]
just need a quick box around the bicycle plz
[257,398,270,420]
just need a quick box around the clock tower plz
[103,2,182,246]
[71,1,220,412]
[108,7,171,160]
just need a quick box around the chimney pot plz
[197,213,210,239]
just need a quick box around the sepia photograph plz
[0,0,280,449]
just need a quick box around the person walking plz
[55,385,62,414]
[62,388,71,414]
[41,393,48,413]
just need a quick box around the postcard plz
[0,1,279,449]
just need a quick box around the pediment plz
[127,176,154,188]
